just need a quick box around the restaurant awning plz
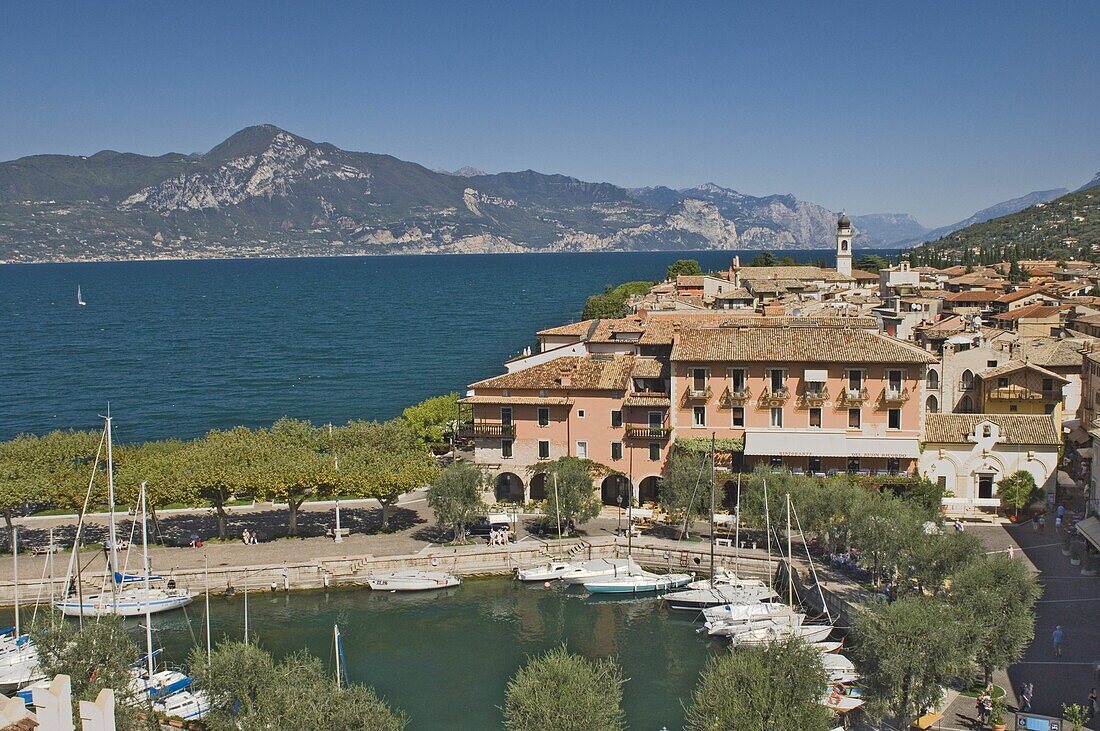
[1057,471,1077,489]
[1076,516,1100,552]
[1079,447,1095,460]
[743,431,920,458]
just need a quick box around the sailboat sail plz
[77,286,85,306]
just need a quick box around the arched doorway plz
[496,473,525,503]
[960,395,974,413]
[638,476,661,505]
[926,394,939,413]
[529,473,547,501]
[601,474,629,506]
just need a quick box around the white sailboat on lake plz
[77,285,86,306]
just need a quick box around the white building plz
[920,413,1061,518]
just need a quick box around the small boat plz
[821,654,856,673]
[665,585,779,611]
[810,640,844,654]
[515,561,577,582]
[155,689,212,720]
[821,691,864,712]
[129,666,192,700]
[77,285,86,306]
[683,568,766,591]
[0,638,42,692]
[706,612,804,638]
[583,571,693,594]
[367,570,461,592]
[56,584,195,617]
[728,623,833,646]
[559,558,637,585]
[702,601,795,624]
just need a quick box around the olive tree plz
[538,457,602,536]
[685,638,833,731]
[503,646,625,731]
[427,462,485,542]
[660,451,710,538]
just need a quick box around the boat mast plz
[763,478,772,583]
[709,433,716,587]
[105,409,119,609]
[333,624,342,688]
[141,483,155,687]
[243,582,249,644]
[204,555,211,664]
[552,473,562,541]
[786,493,793,607]
[12,527,19,637]
[733,473,742,578]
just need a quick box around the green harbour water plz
[151,578,717,730]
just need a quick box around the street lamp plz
[616,491,623,535]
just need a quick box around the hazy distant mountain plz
[432,166,487,177]
[1078,171,1100,192]
[0,125,853,263]
[850,213,929,246]
[915,188,1069,244]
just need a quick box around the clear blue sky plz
[1,1,1098,227]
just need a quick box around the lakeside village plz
[5,218,1100,730]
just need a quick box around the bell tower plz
[836,213,852,277]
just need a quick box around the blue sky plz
[1,1,1098,227]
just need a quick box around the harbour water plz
[0,249,895,442]
[152,578,716,730]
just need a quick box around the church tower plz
[836,213,853,277]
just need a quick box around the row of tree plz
[0,394,461,543]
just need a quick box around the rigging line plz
[62,426,107,599]
[790,500,834,625]
[681,450,710,539]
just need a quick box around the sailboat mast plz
[786,493,793,607]
[553,473,562,541]
[333,624,342,688]
[243,584,249,644]
[105,411,119,581]
[733,473,741,577]
[141,483,155,685]
[12,527,19,637]
[763,478,772,583]
[709,433,716,586]
[204,555,211,664]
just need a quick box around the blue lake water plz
[0,249,895,442]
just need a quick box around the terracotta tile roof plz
[991,304,1068,321]
[470,355,635,391]
[624,395,672,407]
[714,287,753,299]
[671,327,937,363]
[630,358,667,378]
[923,413,1061,445]
[947,274,1007,287]
[738,265,851,282]
[457,395,574,405]
[537,319,598,337]
[945,290,1001,302]
[676,275,706,286]
[849,268,881,280]
[1018,338,1089,368]
[977,359,1068,383]
[995,288,1043,303]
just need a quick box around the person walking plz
[1087,688,1097,722]
[1053,626,1065,657]
[1039,515,1046,533]
[1020,682,1034,713]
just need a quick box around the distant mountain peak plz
[1078,171,1100,192]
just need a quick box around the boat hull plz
[55,590,194,617]
[666,586,778,610]
[515,562,576,581]
[559,558,636,585]
[367,571,461,592]
[584,573,693,594]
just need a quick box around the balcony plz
[625,391,671,408]
[800,386,828,406]
[881,387,910,403]
[719,386,752,407]
[840,386,869,404]
[458,423,516,438]
[626,426,672,440]
[759,386,790,407]
[988,385,1045,401]
[683,385,712,401]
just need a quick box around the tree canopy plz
[537,457,603,535]
[666,258,702,280]
[401,393,459,445]
[427,461,485,542]
[997,470,1040,518]
[660,451,711,538]
[502,646,625,731]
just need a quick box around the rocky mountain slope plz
[0,125,852,263]
[850,213,929,246]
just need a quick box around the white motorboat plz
[811,640,844,654]
[665,585,779,611]
[821,654,856,673]
[702,602,796,624]
[706,612,804,637]
[683,568,767,591]
[128,667,192,700]
[155,689,211,720]
[515,561,577,582]
[559,558,637,585]
[728,622,833,646]
[584,571,693,594]
[367,570,461,591]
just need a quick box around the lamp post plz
[334,456,343,543]
[616,492,623,536]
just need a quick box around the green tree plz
[997,470,1040,519]
[666,258,702,280]
[750,251,777,267]
[660,451,711,538]
[30,611,149,729]
[401,393,459,445]
[779,256,796,266]
[949,554,1041,685]
[1008,259,1027,283]
[0,435,46,548]
[853,596,973,725]
[899,529,982,595]
[191,641,406,731]
[609,280,654,299]
[427,462,485,542]
[856,254,890,272]
[581,291,629,320]
[539,457,602,536]
[177,427,266,540]
[502,646,625,731]
[685,638,833,731]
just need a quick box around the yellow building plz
[976,361,1067,417]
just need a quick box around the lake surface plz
[0,249,895,442]
[151,578,717,730]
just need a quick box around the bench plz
[326,528,351,540]
[911,712,943,729]
[714,538,733,548]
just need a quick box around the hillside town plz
[461,215,1100,534]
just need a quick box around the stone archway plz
[496,472,525,503]
[600,474,629,506]
[638,476,662,505]
[530,473,547,501]
[926,394,939,413]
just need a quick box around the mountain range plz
[0,124,1095,263]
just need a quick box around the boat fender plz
[543,582,552,589]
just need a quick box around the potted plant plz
[989,695,1007,731]
[1063,702,1087,731]
[1070,542,1083,566]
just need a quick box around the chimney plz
[637,308,649,322]
[558,364,572,388]
[731,255,742,287]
